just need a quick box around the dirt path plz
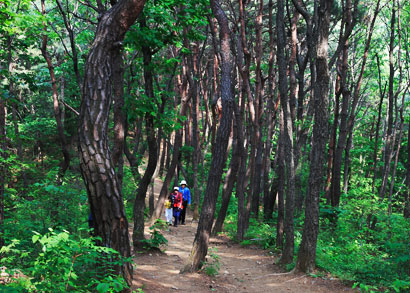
[131,218,355,292]
[130,178,355,292]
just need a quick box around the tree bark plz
[277,0,296,264]
[182,0,233,272]
[276,111,285,250]
[212,117,239,235]
[296,0,332,273]
[78,0,146,284]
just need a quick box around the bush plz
[1,229,131,292]
[140,219,169,251]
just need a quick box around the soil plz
[130,178,356,293]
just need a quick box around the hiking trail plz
[130,178,356,293]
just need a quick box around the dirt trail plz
[131,178,355,292]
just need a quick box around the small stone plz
[172,286,179,290]
[224,270,229,274]
[257,261,262,265]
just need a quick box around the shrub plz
[1,229,131,292]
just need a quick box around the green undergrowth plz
[220,195,410,292]
[1,229,132,292]
[140,219,169,251]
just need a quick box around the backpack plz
[173,192,183,209]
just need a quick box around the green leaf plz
[96,282,110,293]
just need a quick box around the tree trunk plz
[277,0,296,264]
[41,0,70,182]
[182,0,233,272]
[276,111,285,250]
[379,1,396,200]
[133,25,159,250]
[296,0,332,273]
[372,54,386,193]
[263,0,276,221]
[329,0,352,209]
[78,0,146,284]
[212,118,240,235]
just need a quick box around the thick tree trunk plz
[249,0,264,219]
[277,0,296,264]
[212,119,240,235]
[263,0,276,221]
[182,0,233,272]
[78,0,146,284]
[296,0,332,273]
[111,51,126,168]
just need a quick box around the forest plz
[1,0,410,292]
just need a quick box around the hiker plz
[172,186,183,227]
[164,189,174,225]
[179,180,191,225]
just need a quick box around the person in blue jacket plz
[179,180,191,225]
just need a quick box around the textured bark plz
[249,0,264,219]
[296,0,332,273]
[277,0,296,264]
[182,0,233,272]
[212,119,239,235]
[111,50,125,168]
[78,0,146,284]
[41,0,70,182]
[276,111,285,250]
[263,0,276,221]
[289,3,299,124]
